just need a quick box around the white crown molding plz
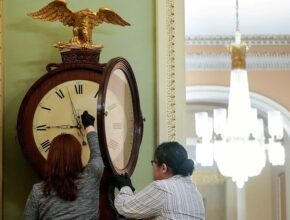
[186,35,290,46]
[186,52,290,70]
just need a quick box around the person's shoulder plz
[31,182,44,195]
[149,179,175,194]
[151,178,170,188]
[153,175,189,187]
[32,181,42,187]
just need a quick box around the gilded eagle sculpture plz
[27,0,130,49]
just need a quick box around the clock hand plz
[67,89,84,129]
[66,89,87,145]
[77,130,87,146]
[67,88,79,121]
[75,110,87,145]
[47,124,79,129]
[46,124,87,145]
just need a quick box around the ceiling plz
[185,0,290,36]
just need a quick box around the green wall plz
[3,0,156,219]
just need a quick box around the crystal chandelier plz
[194,0,285,188]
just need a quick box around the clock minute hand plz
[67,88,79,120]
[47,124,79,129]
[67,89,85,132]
[66,88,87,145]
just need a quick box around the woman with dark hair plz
[23,111,104,219]
[113,141,205,220]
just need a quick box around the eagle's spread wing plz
[94,8,130,27]
[27,0,75,27]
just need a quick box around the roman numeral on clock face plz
[74,83,83,94]
[36,125,47,131]
[107,103,117,111]
[55,89,65,99]
[94,90,99,98]
[108,139,118,150]
[113,122,122,129]
[39,103,51,111]
[40,140,50,152]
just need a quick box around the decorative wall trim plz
[186,35,290,46]
[192,171,226,185]
[186,52,290,71]
[157,0,185,143]
[165,0,177,141]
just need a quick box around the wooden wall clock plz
[17,49,144,220]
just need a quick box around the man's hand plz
[81,111,95,128]
[111,173,135,191]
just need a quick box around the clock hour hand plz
[46,124,87,145]
[76,130,87,146]
[76,112,87,145]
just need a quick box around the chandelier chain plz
[236,0,239,32]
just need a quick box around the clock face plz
[104,69,134,170]
[17,55,143,179]
[97,57,143,175]
[32,80,99,165]
[17,67,103,176]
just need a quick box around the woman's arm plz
[114,181,166,219]
[81,111,105,177]
[85,126,105,177]
[85,125,95,133]
[22,187,39,220]
[85,126,101,160]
